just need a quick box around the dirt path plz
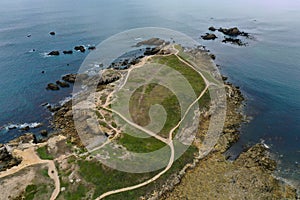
[95,45,213,199]
[0,146,60,200]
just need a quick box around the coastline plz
[0,42,298,199]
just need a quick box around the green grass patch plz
[24,184,37,200]
[40,168,49,178]
[118,133,166,153]
[151,54,206,95]
[23,184,49,200]
[105,145,198,200]
[198,89,211,109]
[129,83,181,138]
[63,184,88,200]
[36,146,53,160]
[78,159,157,199]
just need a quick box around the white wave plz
[59,96,72,106]
[1,122,42,131]
[40,52,51,58]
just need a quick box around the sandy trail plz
[0,146,60,200]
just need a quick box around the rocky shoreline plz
[141,80,298,200]
[0,38,298,199]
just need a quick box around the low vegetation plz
[36,146,53,160]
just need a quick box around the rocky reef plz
[135,38,166,47]
[218,27,249,37]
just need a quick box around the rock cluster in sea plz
[201,26,250,46]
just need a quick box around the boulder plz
[56,80,70,88]
[46,83,60,90]
[40,130,48,137]
[9,133,37,144]
[20,126,30,131]
[74,45,85,52]
[88,46,96,50]
[201,33,217,40]
[50,31,55,35]
[62,74,77,83]
[0,145,11,161]
[63,50,73,54]
[144,47,161,55]
[48,51,60,56]
[210,54,216,60]
[218,27,240,36]
[208,26,216,31]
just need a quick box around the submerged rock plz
[222,37,247,46]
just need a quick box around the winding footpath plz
[95,45,213,199]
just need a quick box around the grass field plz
[75,145,197,200]
[118,133,166,153]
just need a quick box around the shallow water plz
[0,0,299,187]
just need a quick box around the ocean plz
[0,0,299,187]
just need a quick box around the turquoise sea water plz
[0,0,299,187]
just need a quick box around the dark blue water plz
[0,0,299,187]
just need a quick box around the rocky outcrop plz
[62,74,77,83]
[201,33,217,40]
[40,130,48,137]
[46,83,60,90]
[235,144,277,171]
[63,50,73,54]
[218,27,249,37]
[56,80,70,88]
[48,51,60,56]
[88,46,96,50]
[74,45,85,52]
[97,71,120,86]
[144,47,161,56]
[135,38,165,47]
[209,54,216,60]
[8,133,37,145]
[222,37,247,46]
[0,144,21,172]
[50,31,55,35]
[208,26,216,31]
